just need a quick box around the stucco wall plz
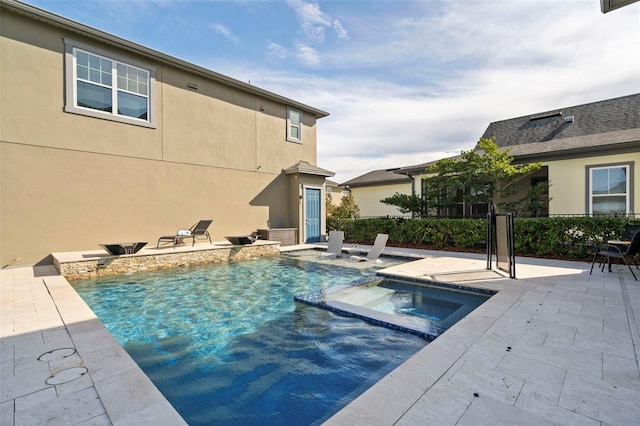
[350,183,412,217]
[0,9,323,266]
[546,152,639,215]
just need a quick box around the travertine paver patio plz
[327,249,640,425]
[2,245,639,425]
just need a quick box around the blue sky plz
[26,0,640,183]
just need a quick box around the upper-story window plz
[588,163,632,215]
[64,39,156,128]
[287,107,302,143]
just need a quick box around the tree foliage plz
[327,193,360,218]
[377,193,427,216]
[382,137,550,216]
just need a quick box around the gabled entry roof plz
[284,161,335,177]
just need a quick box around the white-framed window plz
[587,163,632,215]
[64,39,156,128]
[286,107,302,143]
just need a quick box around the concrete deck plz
[2,245,639,425]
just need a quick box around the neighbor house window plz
[588,163,632,215]
[287,107,302,143]
[64,39,156,127]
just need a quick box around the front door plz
[305,188,321,243]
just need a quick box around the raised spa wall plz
[53,241,281,281]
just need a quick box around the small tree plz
[378,193,428,217]
[382,137,550,216]
[327,193,360,218]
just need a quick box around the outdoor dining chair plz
[590,229,640,281]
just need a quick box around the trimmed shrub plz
[327,216,639,259]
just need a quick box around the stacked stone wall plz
[55,244,280,280]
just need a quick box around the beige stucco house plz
[325,179,347,206]
[346,94,639,218]
[0,0,333,267]
[341,169,412,218]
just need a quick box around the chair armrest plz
[598,244,625,255]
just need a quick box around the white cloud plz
[267,41,287,59]
[210,23,239,43]
[332,19,349,41]
[295,43,321,66]
[287,0,349,42]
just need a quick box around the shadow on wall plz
[250,174,291,228]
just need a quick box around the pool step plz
[326,286,395,309]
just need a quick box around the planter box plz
[257,228,298,246]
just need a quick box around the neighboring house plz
[325,179,347,206]
[404,94,640,217]
[352,94,640,218]
[341,169,413,217]
[0,0,332,266]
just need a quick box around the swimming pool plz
[71,254,427,425]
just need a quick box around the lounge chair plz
[350,233,388,262]
[590,229,640,281]
[157,220,213,248]
[322,231,344,258]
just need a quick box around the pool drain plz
[45,367,88,385]
[38,348,77,361]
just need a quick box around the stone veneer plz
[54,242,280,280]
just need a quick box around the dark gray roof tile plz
[482,93,640,147]
[341,169,412,187]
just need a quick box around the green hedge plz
[327,216,640,259]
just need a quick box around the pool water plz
[375,279,492,331]
[72,255,427,425]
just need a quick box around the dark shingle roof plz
[482,93,640,147]
[341,169,412,187]
[395,93,640,174]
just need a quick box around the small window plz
[64,39,156,127]
[287,107,302,143]
[588,163,632,215]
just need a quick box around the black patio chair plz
[157,219,213,248]
[590,229,640,281]
[620,226,640,242]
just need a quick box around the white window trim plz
[586,162,633,215]
[64,38,157,128]
[286,106,302,143]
